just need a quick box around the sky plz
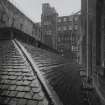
[9,0,81,22]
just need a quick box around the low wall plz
[0,27,59,54]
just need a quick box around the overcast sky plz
[9,0,81,22]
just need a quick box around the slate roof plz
[22,41,83,105]
[0,40,49,105]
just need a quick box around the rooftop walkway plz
[19,40,83,105]
[0,40,102,105]
[0,40,49,105]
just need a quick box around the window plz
[58,18,61,22]
[61,36,63,40]
[64,17,67,22]
[47,30,52,35]
[69,16,73,21]
[66,44,70,49]
[72,46,74,51]
[58,37,60,42]
[58,27,61,31]
[66,37,68,41]
[3,14,8,22]
[74,17,78,21]
[67,37,69,41]
[63,26,67,30]
[43,21,50,25]
[69,26,72,30]
[64,37,66,41]
[74,25,78,30]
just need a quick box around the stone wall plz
[0,0,36,39]
[81,0,96,75]
[41,3,58,49]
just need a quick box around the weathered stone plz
[1,75,8,79]
[9,91,17,97]
[8,76,17,80]
[32,87,41,93]
[8,72,16,75]
[3,80,11,84]
[0,96,5,102]
[17,99,27,105]
[23,87,31,92]
[15,72,22,76]
[30,80,39,87]
[16,86,24,91]
[9,85,16,90]
[17,92,25,98]
[16,81,23,85]
[8,98,19,105]
[0,41,49,104]
[33,93,44,101]
[1,90,10,96]
[27,100,38,105]
[24,92,33,99]
[0,80,5,84]
[0,84,3,89]
[3,97,10,104]
[2,84,9,90]
[22,81,31,86]
[27,76,35,81]
[38,99,49,105]
[17,76,23,80]
[9,80,17,85]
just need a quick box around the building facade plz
[33,23,42,41]
[57,15,73,56]
[81,0,105,103]
[81,0,96,76]
[41,3,81,63]
[0,0,41,40]
[57,13,81,62]
[41,3,58,49]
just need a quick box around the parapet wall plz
[0,0,35,38]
